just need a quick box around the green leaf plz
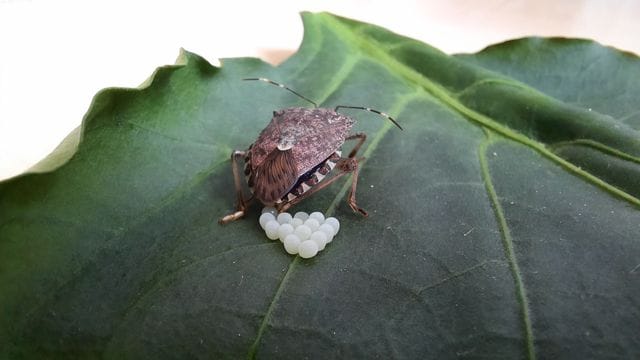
[456,38,640,198]
[1,12,639,359]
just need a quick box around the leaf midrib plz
[245,42,423,357]
[244,49,371,358]
[320,13,640,208]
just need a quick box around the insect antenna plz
[334,105,403,130]
[243,77,318,108]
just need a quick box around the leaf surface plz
[1,12,639,359]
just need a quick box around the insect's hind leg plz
[219,150,253,224]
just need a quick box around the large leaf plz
[1,12,639,359]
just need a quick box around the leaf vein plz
[322,14,640,208]
[549,139,640,164]
[246,257,300,359]
[416,259,505,294]
[246,53,364,358]
[478,133,536,360]
[325,91,423,215]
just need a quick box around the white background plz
[1,0,639,180]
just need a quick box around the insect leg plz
[219,150,252,224]
[278,157,367,217]
[345,132,367,158]
[277,169,352,213]
[338,157,367,216]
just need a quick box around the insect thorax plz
[250,107,354,176]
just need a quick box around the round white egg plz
[277,212,293,225]
[259,212,276,230]
[293,211,309,221]
[283,234,301,255]
[277,223,294,242]
[290,218,304,228]
[309,211,325,223]
[298,240,319,258]
[324,217,340,235]
[294,225,312,240]
[304,218,320,232]
[310,231,327,250]
[264,220,280,240]
[318,224,335,243]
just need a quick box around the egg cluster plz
[259,207,340,258]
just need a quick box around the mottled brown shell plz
[249,107,355,203]
[251,149,297,204]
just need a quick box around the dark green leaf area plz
[258,100,525,359]
[456,38,640,128]
[336,14,640,201]
[486,140,640,359]
[455,38,640,199]
[1,12,639,360]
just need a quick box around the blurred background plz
[1,0,639,180]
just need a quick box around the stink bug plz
[219,78,402,224]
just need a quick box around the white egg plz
[277,212,293,225]
[261,207,277,216]
[259,212,276,230]
[294,225,312,240]
[277,223,294,242]
[309,211,325,223]
[264,220,280,240]
[318,224,335,243]
[310,231,328,250]
[298,240,319,258]
[290,218,304,228]
[283,234,301,255]
[303,218,320,232]
[324,217,340,235]
[293,211,309,221]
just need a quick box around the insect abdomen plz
[285,150,341,202]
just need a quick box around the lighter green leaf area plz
[27,126,82,174]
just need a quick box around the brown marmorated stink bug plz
[219,78,402,224]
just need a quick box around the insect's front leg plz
[337,157,367,216]
[277,169,352,213]
[219,150,252,224]
[342,133,368,216]
[278,156,367,217]
[345,133,366,158]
